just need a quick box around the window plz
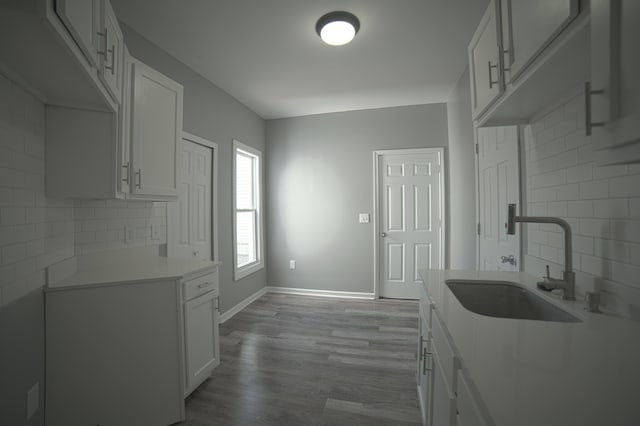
[233,140,263,280]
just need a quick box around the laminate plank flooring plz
[178,294,421,426]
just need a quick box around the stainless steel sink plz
[445,280,581,323]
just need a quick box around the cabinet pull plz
[196,282,211,289]
[136,169,142,188]
[422,347,432,374]
[96,28,109,58]
[106,45,115,74]
[584,81,605,136]
[121,162,129,183]
[419,336,424,360]
[502,49,511,72]
[488,60,499,89]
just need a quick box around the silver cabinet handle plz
[584,81,605,136]
[422,347,432,374]
[196,282,211,289]
[121,162,129,183]
[488,60,499,89]
[136,169,142,188]
[97,27,109,58]
[106,45,115,74]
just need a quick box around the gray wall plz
[121,25,267,312]
[265,104,449,294]
[446,68,477,269]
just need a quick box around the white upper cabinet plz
[502,0,579,82]
[129,58,183,200]
[97,0,124,104]
[469,0,503,119]
[470,0,589,125]
[54,0,124,105]
[54,0,101,68]
[590,0,640,164]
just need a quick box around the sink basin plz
[445,280,581,323]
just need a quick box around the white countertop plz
[419,269,640,426]
[46,247,219,291]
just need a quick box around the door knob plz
[381,232,387,237]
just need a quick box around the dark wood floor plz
[179,294,421,426]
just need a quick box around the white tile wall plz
[524,92,640,319]
[74,199,166,255]
[0,74,169,308]
[0,75,74,308]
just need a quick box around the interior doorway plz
[373,148,445,299]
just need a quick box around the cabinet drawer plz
[183,272,218,301]
[432,311,458,395]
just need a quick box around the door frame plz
[372,147,446,299]
[167,131,219,261]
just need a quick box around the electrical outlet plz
[125,226,135,243]
[359,213,370,224]
[26,382,38,420]
[289,260,296,270]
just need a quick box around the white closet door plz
[168,137,213,260]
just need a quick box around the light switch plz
[358,213,370,224]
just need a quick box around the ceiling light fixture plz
[316,11,360,46]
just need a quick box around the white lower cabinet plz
[418,298,491,426]
[431,349,457,426]
[45,279,185,426]
[417,312,431,425]
[182,269,220,396]
[456,372,488,426]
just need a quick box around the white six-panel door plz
[477,126,520,271]
[168,136,213,260]
[377,149,444,299]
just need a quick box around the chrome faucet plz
[506,204,576,300]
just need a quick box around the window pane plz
[236,211,257,267]
[236,153,254,210]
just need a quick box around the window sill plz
[234,261,264,281]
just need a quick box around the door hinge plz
[475,143,479,154]
[477,223,481,235]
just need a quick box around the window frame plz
[232,140,264,280]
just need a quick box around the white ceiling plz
[110,0,488,119]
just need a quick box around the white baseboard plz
[266,286,375,300]
[219,287,267,323]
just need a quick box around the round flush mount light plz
[316,11,360,46]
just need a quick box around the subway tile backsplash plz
[74,199,166,255]
[0,74,168,308]
[524,92,640,319]
[0,75,74,307]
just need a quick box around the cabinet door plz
[118,47,132,195]
[469,0,502,119]
[417,314,432,425]
[456,373,488,426]
[54,0,100,68]
[130,58,183,199]
[97,0,124,104]
[590,0,640,160]
[184,292,220,396]
[504,0,579,81]
[431,349,456,426]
